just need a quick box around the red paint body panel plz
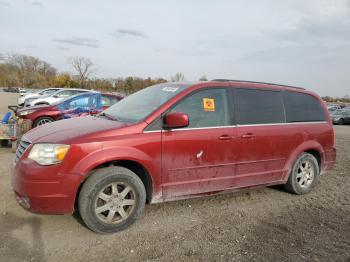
[12,81,336,214]
[161,126,237,198]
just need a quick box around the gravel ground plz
[0,92,349,262]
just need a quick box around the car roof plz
[209,79,306,90]
[166,80,307,92]
[57,88,94,92]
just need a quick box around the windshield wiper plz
[98,112,119,121]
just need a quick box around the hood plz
[23,116,130,144]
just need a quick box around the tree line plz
[0,53,200,94]
[322,96,350,103]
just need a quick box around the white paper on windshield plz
[162,86,179,92]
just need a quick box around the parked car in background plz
[3,87,20,93]
[18,88,62,106]
[24,88,93,107]
[19,88,28,94]
[16,92,122,127]
[327,104,346,112]
[331,109,350,125]
[12,80,336,234]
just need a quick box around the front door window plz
[170,88,230,128]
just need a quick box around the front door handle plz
[241,133,256,139]
[218,134,232,140]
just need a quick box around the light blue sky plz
[1,0,350,96]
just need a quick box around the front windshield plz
[103,83,188,122]
[39,89,58,96]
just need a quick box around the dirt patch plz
[0,93,349,262]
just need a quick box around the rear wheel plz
[284,153,319,195]
[33,116,54,127]
[78,166,146,234]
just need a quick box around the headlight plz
[18,110,35,116]
[28,144,70,165]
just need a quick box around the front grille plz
[14,137,31,163]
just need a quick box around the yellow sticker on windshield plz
[203,98,215,112]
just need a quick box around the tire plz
[338,118,344,125]
[78,166,146,234]
[284,153,319,195]
[0,140,9,147]
[33,116,54,127]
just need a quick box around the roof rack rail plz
[211,79,305,90]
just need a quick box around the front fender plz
[71,146,156,179]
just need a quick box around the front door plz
[161,88,238,199]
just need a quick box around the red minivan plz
[12,80,336,233]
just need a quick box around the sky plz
[1,0,350,96]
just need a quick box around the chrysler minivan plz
[12,80,336,233]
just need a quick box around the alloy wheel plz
[296,159,315,188]
[37,118,53,126]
[94,182,136,224]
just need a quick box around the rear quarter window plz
[284,91,326,122]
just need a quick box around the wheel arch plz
[75,159,154,209]
[283,142,325,182]
[304,149,322,170]
[33,115,55,127]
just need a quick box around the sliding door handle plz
[241,133,256,139]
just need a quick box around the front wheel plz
[338,118,344,125]
[78,166,146,234]
[284,153,319,195]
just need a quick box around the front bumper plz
[12,157,83,214]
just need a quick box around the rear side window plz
[284,91,326,122]
[101,95,118,106]
[235,88,285,125]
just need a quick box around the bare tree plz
[69,56,94,88]
[0,53,5,62]
[5,53,56,87]
[171,72,185,82]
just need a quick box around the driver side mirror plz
[163,112,189,129]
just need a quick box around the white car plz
[18,88,62,106]
[24,88,94,107]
